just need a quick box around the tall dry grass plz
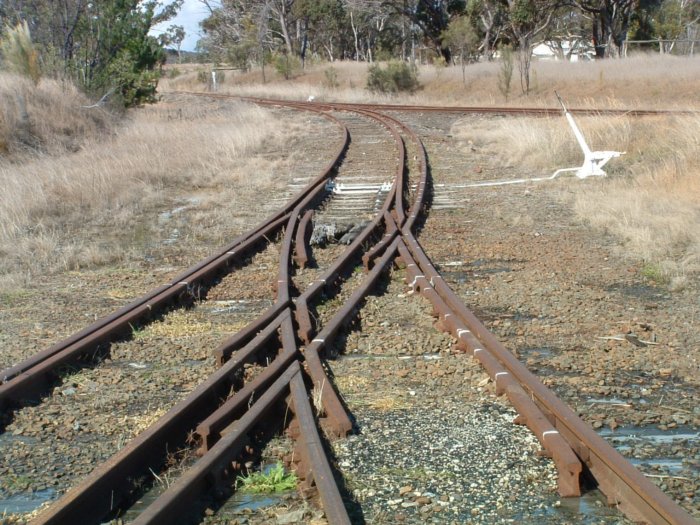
[450,113,634,169]
[0,73,113,157]
[0,79,288,290]
[572,116,700,287]
[160,54,700,110]
[3,54,698,290]
[450,112,700,285]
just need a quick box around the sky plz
[150,0,212,52]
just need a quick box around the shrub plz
[323,66,339,89]
[105,50,160,107]
[274,53,300,80]
[366,61,419,94]
[227,42,255,72]
[1,21,40,85]
[498,45,514,101]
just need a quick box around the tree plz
[0,0,183,106]
[77,1,183,105]
[385,0,467,61]
[506,0,558,93]
[160,24,186,62]
[295,0,347,62]
[644,0,700,53]
[465,0,507,60]
[541,6,589,59]
[199,1,251,62]
[199,0,295,65]
[345,0,397,62]
[570,0,636,57]
[268,0,298,55]
[441,15,479,82]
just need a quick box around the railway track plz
[0,96,696,524]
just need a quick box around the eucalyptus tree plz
[441,15,479,80]
[345,0,407,60]
[199,1,261,65]
[383,0,467,61]
[295,0,348,62]
[161,25,186,62]
[505,0,559,92]
[568,0,636,57]
[465,0,507,59]
[642,0,700,53]
[541,5,590,59]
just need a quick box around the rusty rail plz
[29,97,407,524]
[294,209,314,268]
[15,93,697,525]
[0,107,350,416]
[309,100,696,117]
[396,227,695,524]
[131,362,301,525]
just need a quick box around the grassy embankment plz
[2,54,699,292]
[0,73,285,292]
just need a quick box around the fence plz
[623,39,698,56]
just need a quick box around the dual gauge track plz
[0,95,695,524]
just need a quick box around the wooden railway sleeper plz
[294,189,398,344]
[424,289,582,496]
[397,232,696,524]
[362,211,400,271]
[214,301,289,366]
[296,239,402,438]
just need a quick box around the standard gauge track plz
[1,95,696,525]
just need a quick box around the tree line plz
[0,0,183,106]
[197,0,698,79]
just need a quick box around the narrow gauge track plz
[0,96,695,525]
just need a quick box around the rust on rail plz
[16,93,697,525]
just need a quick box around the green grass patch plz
[1,473,33,493]
[640,263,668,284]
[0,289,33,306]
[236,463,297,493]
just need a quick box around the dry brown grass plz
[161,54,700,110]
[572,116,700,287]
[3,55,698,290]
[450,111,700,284]
[419,54,700,109]
[0,83,288,290]
[0,73,113,158]
[450,113,633,169]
